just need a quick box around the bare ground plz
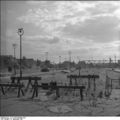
[1,68,120,116]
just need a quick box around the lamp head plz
[18,28,24,36]
[13,43,17,48]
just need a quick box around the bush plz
[41,68,49,72]
[8,66,12,72]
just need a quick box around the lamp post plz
[12,43,17,75]
[18,28,24,78]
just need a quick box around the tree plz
[44,60,52,68]
[36,59,41,67]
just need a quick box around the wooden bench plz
[67,74,99,91]
[32,83,85,101]
[10,76,41,91]
[0,83,24,97]
[67,75,99,79]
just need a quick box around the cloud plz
[62,15,119,43]
[40,36,60,44]
[87,1,118,15]
[24,35,60,44]
[18,1,95,32]
[26,1,44,5]
[18,1,120,44]
[3,1,120,60]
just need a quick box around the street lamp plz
[18,28,24,77]
[114,55,116,64]
[12,43,17,75]
[45,52,48,61]
[68,51,71,71]
[59,56,61,69]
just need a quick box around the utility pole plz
[59,56,61,69]
[45,52,48,61]
[109,57,112,68]
[78,60,81,76]
[114,55,116,64]
[77,56,80,76]
[12,43,17,75]
[68,51,71,71]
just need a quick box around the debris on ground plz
[48,104,72,113]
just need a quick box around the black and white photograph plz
[0,0,120,117]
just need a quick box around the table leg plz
[17,86,21,97]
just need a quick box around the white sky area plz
[1,1,120,63]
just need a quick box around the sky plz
[1,1,120,63]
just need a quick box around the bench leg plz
[30,82,34,93]
[17,87,21,97]
[21,88,25,96]
[56,88,60,98]
[73,88,76,96]
[1,86,5,95]
[32,88,36,99]
[25,81,30,92]
[80,89,83,101]
[30,81,33,88]
[7,79,15,91]
[25,80,32,92]
[75,78,78,86]
[36,88,38,97]
[69,78,72,86]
